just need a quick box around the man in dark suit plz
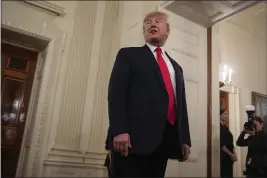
[106,11,191,177]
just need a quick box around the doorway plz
[1,43,38,177]
[220,90,229,126]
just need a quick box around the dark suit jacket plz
[106,45,191,158]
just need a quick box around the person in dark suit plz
[220,108,237,178]
[236,116,267,177]
[105,11,191,177]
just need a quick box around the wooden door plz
[1,43,38,178]
[220,90,229,127]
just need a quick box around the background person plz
[236,116,267,177]
[106,11,191,177]
[220,108,237,178]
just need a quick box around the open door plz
[1,43,38,177]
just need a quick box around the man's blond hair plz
[143,11,169,23]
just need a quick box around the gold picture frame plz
[252,92,267,132]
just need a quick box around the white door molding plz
[220,85,242,177]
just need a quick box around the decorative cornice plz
[157,1,174,10]
[23,1,66,16]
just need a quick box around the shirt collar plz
[146,43,165,55]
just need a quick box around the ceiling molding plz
[23,1,66,16]
[158,1,175,9]
[161,0,263,27]
[221,0,244,8]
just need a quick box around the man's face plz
[143,15,170,46]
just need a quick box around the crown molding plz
[23,1,66,16]
[158,0,174,10]
[160,1,261,27]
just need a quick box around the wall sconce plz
[219,65,233,88]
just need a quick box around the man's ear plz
[167,23,170,33]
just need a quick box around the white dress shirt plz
[146,43,176,97]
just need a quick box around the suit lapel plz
[165,52,183,88]
[165,52,183,114]
[141,45,166,92]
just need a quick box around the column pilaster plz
[54,1,98,150]
[86,1,121,153]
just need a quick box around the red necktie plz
[156,47,176,125]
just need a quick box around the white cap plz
[245,105,255,111]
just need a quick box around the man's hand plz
[113,133,131,156]
[183,144,190,161]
